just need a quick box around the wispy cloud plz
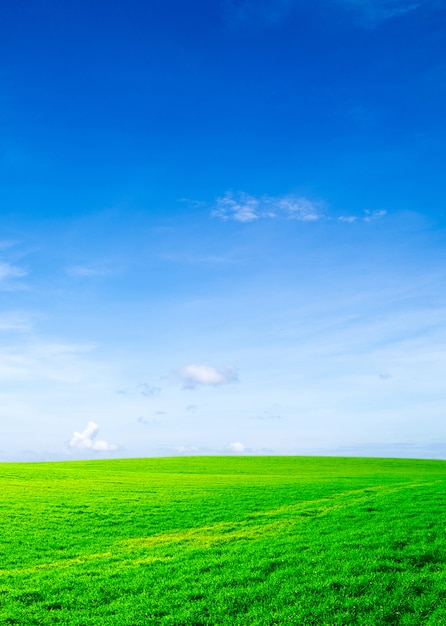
[333,0,424,25]
[211,192,323,223]
[338,209,387,223]
[174,364,238,389]
[0,313,31,332]
[68,421,117,451]
[0,341,98,382]
[0,261,27,282]
[211,191,387,225]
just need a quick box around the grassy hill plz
[0,456,445,625]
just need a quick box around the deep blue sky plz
[1,0,446,460]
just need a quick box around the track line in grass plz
[1,478,439,580]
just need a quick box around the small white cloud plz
[211,192,323,223]
[229,441,246,453]
[68,421,117,452]
[175,364,238,389]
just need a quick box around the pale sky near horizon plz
[1,0,446,461]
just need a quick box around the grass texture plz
[0,456,445,625]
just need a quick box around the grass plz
[0,456,445,624]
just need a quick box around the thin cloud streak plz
[0,314,31,332]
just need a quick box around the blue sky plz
[1,0,446,461]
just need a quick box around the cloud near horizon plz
[175,364,239,389]
[229,441,246,453]
[68,421,117,452]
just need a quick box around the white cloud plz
[68,421,117,451]
[229,441,246,453]
[211,192,323,223]
[175,364,238,389]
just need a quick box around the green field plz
[0,456,445,625]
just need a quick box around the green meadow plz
[0,457,445,625]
